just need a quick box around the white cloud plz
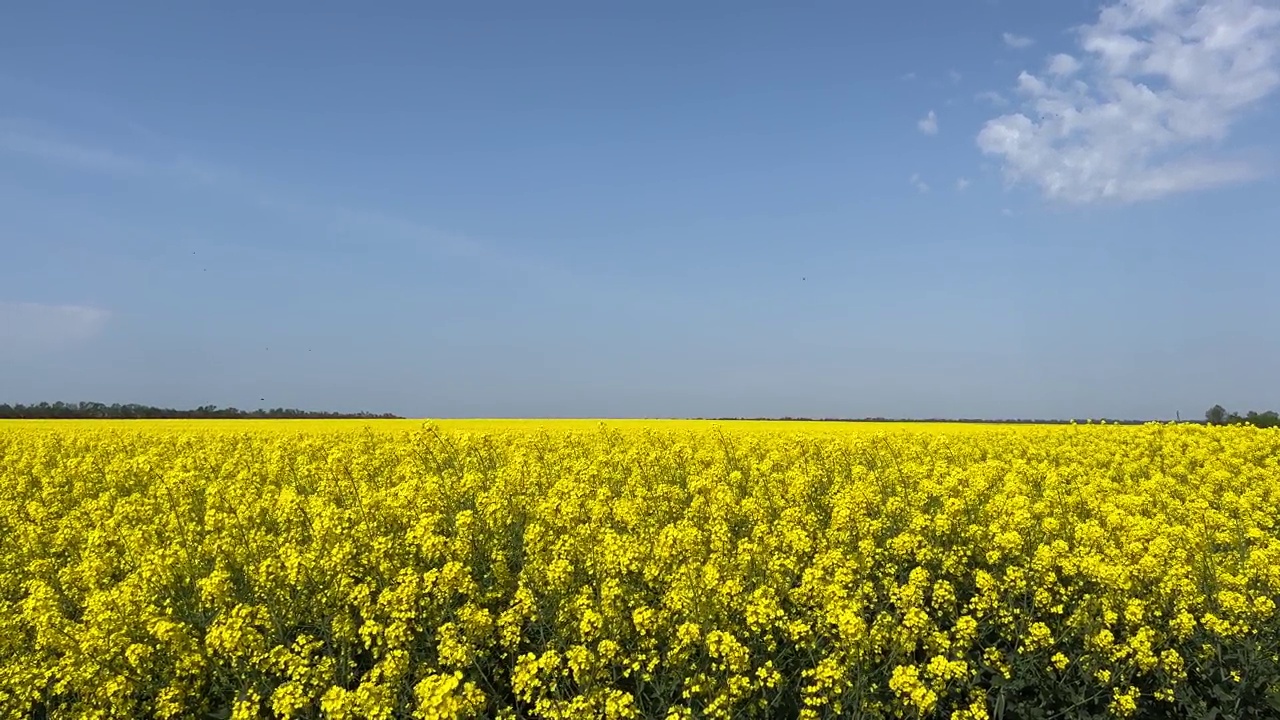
[917,109,939,135]
[901,71,918,81]
[978,0,1280,204]
[0,120,223,184]
[1046,53,1083,77]
[957,177,972,191]
[910,173,931,192]
[0,302,111,350]
[0,120,542,269]
[1003,32,1036,49]
[975,90,1010,107]
[329,207,485,260]
[0,126,150,175]
[1001,208,1015,216]
[949,69,964,84]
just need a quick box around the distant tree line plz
[1205,405,1280,428]
[0,401,402,420]
[703,417,1151,425]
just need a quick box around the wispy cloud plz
[975,90,1010,107]
[0,118,545,270]
[949,69,963,84]
[1045,53,1082,78]
[978,0,1280,204]
[1003,32,1036,49]
[917,110,939,135]
[0,126,151,175]
[910,173,930,193]
[956,177,971,191]
[327,207,486,260]
[901,71,918,81]
[0,301,111,351]
[0,119,232,187]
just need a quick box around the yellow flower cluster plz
[2,420,1279,718]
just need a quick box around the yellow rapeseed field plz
[2,420,1279,719]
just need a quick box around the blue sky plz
[3,0,1279,419]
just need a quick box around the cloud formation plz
[910,173,930,193]
[1045,53,1083,77]
[0,302,111,350]
[957,177,972,191]
[1003,32,1036,49]
[0,126,150,175]
[975,90,1010,107]
[917,110,939,135]
[978,0,1280,204]
[0,120,535,268]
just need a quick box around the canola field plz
[2,420,1279,719]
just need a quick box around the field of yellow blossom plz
[3,420,1280,719]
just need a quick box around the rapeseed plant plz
[1,420,1279,717]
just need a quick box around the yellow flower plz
[889,664,938,715]
[1109,686,1139,718]
[5,420,1280,718]
[1024,622,1054,652]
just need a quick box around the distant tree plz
[0,402,402,420]
[1203,405,1280,429]
[1206,405,1228,425]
